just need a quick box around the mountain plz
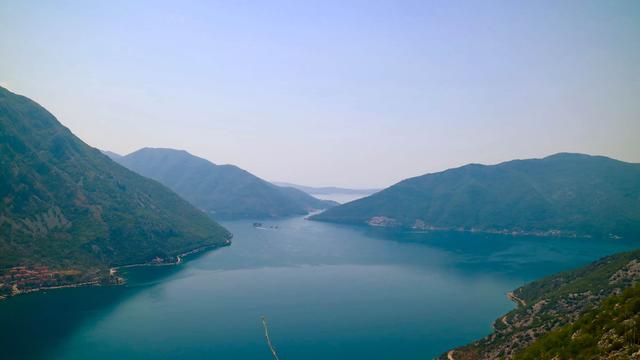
[312,154,640,238]
[101,150,122,160]
[0,86,231,292]
[114,148,337,219]
[272,182,380,196]
[440,248,640,359]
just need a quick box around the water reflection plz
[0,255,199,360]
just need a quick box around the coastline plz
[507,291,526,307]
[113,241,229,270]
[109,239,232,282]
[1,239,232,301]
[11,279,103,297]
[311,218,594,239]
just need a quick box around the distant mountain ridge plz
[101,150,122,160]
[312,153,640,238]
[272,182,380,196]
[0,86,231,289]
[113,148,337,219]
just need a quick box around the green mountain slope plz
[312,154,640,238]
[441,249,640,359]
[515,284,640,360]
[114,148,337,219]
[0,86,231,277]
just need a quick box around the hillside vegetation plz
[114,148,337,219]
[442,249,640,359]
[312,154,640,238]
[515,284,640,359]
[0,86,231,290]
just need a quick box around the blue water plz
[2,216,638,359]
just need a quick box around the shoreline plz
[110,240,231,281]
[1,239,231,301]
[12,279,102,296]
[307,213,594,242]
[309,218,596,239]
[113,242,226,270]
[507,291,526,307]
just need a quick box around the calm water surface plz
[2,217,639,359]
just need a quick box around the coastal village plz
[365,216,582,238]
[0,266,106,300]
[0,238,232,301]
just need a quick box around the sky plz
[1,1,639,188]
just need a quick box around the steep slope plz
[440,249,640,359]
[115,148,336,219]
[0,86,231,286]
[514,284,640,360]
[312,154,640,238]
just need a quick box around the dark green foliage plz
[441,249,640,359]
[514,249,640,304]
[312,154,640,238]
[115,148,337,219]
[0,86,231,270]
[516,285,640,359]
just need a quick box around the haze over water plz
[2,217,638,360]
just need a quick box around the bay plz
[2,216,638,359]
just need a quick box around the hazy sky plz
[1,1,639,187]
